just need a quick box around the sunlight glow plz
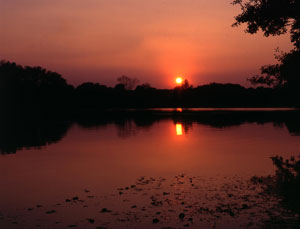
[176,77,183,84]
[176,123,183,136]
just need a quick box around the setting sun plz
[175,77,183,84]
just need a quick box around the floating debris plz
[100,208,112,213]
[87,218,95,224]
[179,213,185,219]
[152,218,159,224]
[45,210,56,214]
[1,174,298,228]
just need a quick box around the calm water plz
[1,110,300,228]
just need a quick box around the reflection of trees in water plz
[117,119,156,138]
[117,120,137,138]
[1,111,299,154]
[77,116,158,139]
[284,119,300,136]
[190,111,300,136]
[0,120,71,154]
[251,155,300,227]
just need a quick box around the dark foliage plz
[117,75,139,90]
[248,49,300,88]
[1,61,300,116]
[0,60,74,116]
[233,0,300,88]
[232,0,300,49]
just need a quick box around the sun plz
[175,77,183,84]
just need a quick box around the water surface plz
[1,110,300,228]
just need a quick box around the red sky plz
[0,0,292,88]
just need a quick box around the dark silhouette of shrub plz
[233,0,300,89]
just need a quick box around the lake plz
[1,109,300,228]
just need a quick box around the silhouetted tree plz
[249,50,300,87]
[114,83,126,91]
[233,0,300,49]
[0,60,74,114]
[182,79,193,89]
[233,0,300,88]
[174,79,193,90]
[117,75,139,90]
[75,82,110,108]
[135,83,155,91]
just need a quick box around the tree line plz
[0,60,299,119]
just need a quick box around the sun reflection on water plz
[176,123,183,136]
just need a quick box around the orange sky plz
[0,0,292,88]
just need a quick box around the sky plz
[0,0,292,88]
